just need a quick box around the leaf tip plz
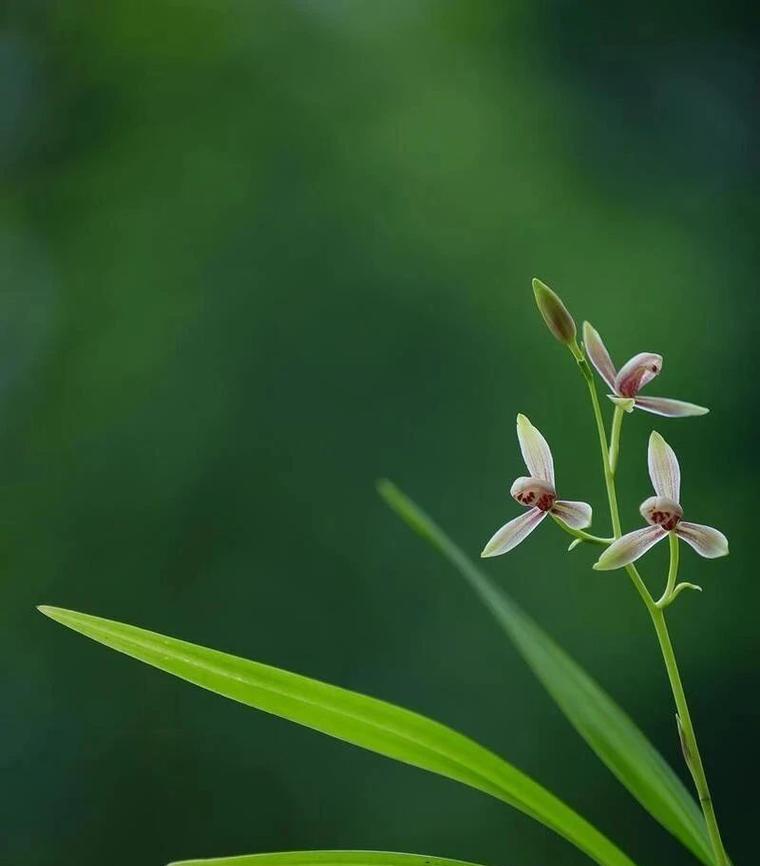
[376,478,404,512]
[37,605,78,628]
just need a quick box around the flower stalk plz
[650,607,728,865]
[481,280,730,864]
[608,404,625,474]
[549,512,613,546]
[656,533,680,608]
[576,335,729,866]
[577,355,623,537]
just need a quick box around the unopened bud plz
[532,278,577,346]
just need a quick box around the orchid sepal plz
[592,525,667,571]
[633,397,709,418]
[481,508,547,558]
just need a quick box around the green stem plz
[609,405,625,473]
[549,513,613,546]
[656,533,680,608]
[577,358,622,538]
[576,350,729,865]
[650,608,728,865]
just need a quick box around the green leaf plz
[378,480,713,866]
[168,850,484,866]
[38,605,636,866]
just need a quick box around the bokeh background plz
[2,2,757,865]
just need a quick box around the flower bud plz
[532,278,577,345]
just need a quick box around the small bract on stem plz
[483,278,731,866]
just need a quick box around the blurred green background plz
[2,2,757,864]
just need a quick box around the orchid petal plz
[593,525,667,571]
[481,508,547,558]
[675,522,729,559]
[633,396,709,418]
[510,476,538,498]
[510,476,556,510]
[639,495,682,531]
[648,431,680,502]
[551,500,592,529]
[614,352,663,397]
[516,414,555,487]
[582,322,617,390]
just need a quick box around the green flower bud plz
[532,278,577,345]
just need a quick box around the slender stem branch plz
[575,348,729,865]
[609,405,625,473]
[577,357,622,538]
[549,512,612,546]
[656,533,680,608]
[623,562,656,611]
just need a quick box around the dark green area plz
[2,2,756,865]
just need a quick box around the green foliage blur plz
[2,2,756,865]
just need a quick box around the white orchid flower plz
[594,432,728,570]
[481,415,593,558]
[583,322,708,417]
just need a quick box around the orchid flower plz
[582,322,708,417]
[481,415,592,557]
[594,432,728,570]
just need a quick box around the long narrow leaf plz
[169,850,484,866]
[38,605,636,866]
[378,480,713,866]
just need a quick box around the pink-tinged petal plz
[551,500,592,529]
[639,495,683,530]
[582,322,617,390]
[510,476,556,511]
[516,414,555,487]
[614,352,663,397]
[633,396,709,417]
[608,395,636,413]
[481,508,547,558]
[675,522,729,559]
[593,525,667,570]
[648,431,680,501]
